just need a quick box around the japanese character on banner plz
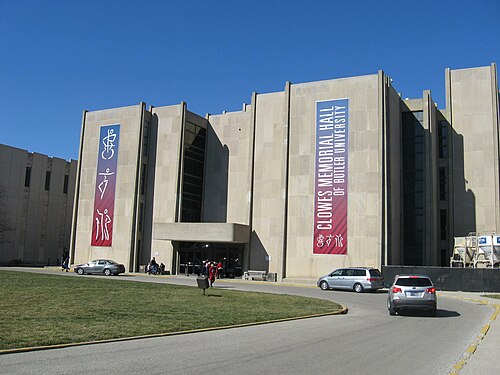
[98,168,115,199]
[95,208,111,241]
[101,129,117,160]
[335,234,344,247]
[316,234,325,248]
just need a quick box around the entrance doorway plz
[178,242,243,278]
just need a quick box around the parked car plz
[387,275,437,316]
[74,259,125,276]
[317,267,384,293]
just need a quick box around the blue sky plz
[0,0,499,161]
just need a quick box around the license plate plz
[407,291,420,297]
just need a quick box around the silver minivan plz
[317,267,384,293]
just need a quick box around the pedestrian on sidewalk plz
[208,262,216,287]
[61,257,70,272]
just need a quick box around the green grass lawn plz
[0,270,342,350]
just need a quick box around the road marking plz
[446,295,500,374]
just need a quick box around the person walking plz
[61,257,70,272]
[208,262,216,287]
[204,260,210,277]
[201,260,207,276]
[217,260,223,279]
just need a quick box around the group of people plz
[147,257,165,275]
[201,260,223,287]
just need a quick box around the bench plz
[244,270,267,281]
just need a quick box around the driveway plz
[0,269,494,375]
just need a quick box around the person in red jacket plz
[208,263,217,287]
[216,261,223,279]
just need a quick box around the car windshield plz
[106,260,118,265]
[395,277,432,287]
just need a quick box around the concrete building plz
[0,144,77,266]
[70,63,499,282]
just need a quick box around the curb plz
[445,295,500,374]
[0,306,347,356]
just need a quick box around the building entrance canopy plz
[153,222,250,244]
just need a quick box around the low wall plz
[382,266,500,292]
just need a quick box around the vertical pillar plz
[69,110,87,265]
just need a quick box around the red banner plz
[91,125,120,247]
[313,99,349,254]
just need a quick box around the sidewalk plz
[440,292,500,375]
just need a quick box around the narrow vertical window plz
[440,209,447,240]
[142,120,150,156]
[63,174,69,194]
[439,167,447,201]
[25,167,31,187]
[138,203,144,231]
[140,164,147,195]
[45,171,51,191]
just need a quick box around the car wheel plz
[388,300,396,316]
[77,268,84,275]
[319,281,329,291]
[429,308,437,317]
[104,269,111,276]
[353,283,364,293]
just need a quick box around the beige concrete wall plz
[251,90,288,273]
[0,145,30,263]
[386,84,402,265]
[73,105,143,269]
[286,74,383,279]
[204,106,254,225]
[0,144,76,265]
[150,104,184,272]
[449,65,499,235]
[40,156,77,265]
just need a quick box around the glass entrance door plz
[178,243,243,278]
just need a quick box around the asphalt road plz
[0,269,494,375]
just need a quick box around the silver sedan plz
[74,259,125,276]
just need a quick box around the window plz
[181,122,206,222]
[395,277,432,287]
[353,269,366,277]
[369,269,382,277]
[24,167,31,187]
[438,120,448,158]
[402,111,425,265]
[142,120,150,156]
[44,171,51,191]
[138,203,144,231]
[63,174,69,194]
[140,164,147,195]
[440,209,447,240]
[342,269,356,277]
[439,168,447,201]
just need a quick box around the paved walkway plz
[440,292,500,375]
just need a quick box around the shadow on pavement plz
[396,309,460,318]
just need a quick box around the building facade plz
[0,144,77,266]
[70,64,499,282]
